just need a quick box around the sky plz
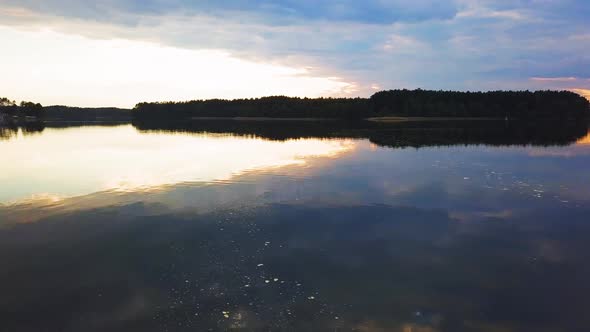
[0,0,589,107]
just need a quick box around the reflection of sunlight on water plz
[0,125,356,205]
[103,136,355,193]
[526,131,590,158]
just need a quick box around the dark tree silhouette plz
[19,101,44,117]
[42,106,131,121]
[134,96,369,119]
[3,90,589,123]
[0,98,43,118]
[370,89,589,119]
[1,97,131,123]
[133,90,589,120]
[0,97,17,117]
[0,97,16,107]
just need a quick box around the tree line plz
[1,97,131,122]
[4,89,589,122]
[134,96,369,119]
[0,97,43,117]
[370,89,589,119]
[42,106,131,121]
[133,90,589,120]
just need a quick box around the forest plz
[133,90,590,120]
[0,97,131,123]
[41,106,131,121]
[0,97,43,118]
[134,96,369,119]
[370,89,589,119]
[3,90,589,123]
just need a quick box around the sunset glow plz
[0,125,356,204]
[0,27,354,108]
[577,133,590,145]
[571,89,590,101]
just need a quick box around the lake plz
[1,122,590,331]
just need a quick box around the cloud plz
[382,34,429,53]
[0,27,356,107]
[456,7,528,21]
[530,77,578,82]
[0,0,459,25]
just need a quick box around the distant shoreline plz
[187,116,503,122]
[3,89,589,123]
[190,117,337,121]
[133,89,590,121]
[367,116,502,122]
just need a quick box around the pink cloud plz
[530,77,578,82]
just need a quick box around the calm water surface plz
[1,123,590,331]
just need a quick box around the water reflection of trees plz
[0,125,18,140]
[0,122,131,141]
[132,119,589,148]
[0,122,45,141]
[3,119,588,147]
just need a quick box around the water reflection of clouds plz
[527,132,590,157]
[0,125,356,205]
[3,126,590,225]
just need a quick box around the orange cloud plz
[570,88,590,101]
